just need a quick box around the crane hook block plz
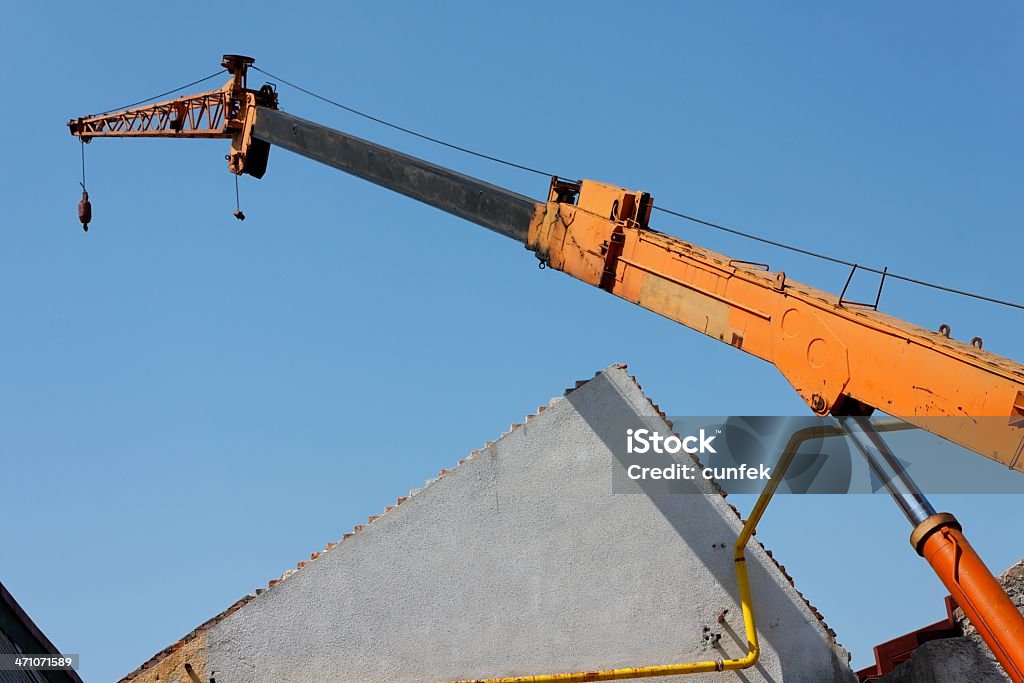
[78,190,92,232]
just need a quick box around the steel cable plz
[256,64,1022,312]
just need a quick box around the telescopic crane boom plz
[68,56,1024,682]
[68,56,1024,469]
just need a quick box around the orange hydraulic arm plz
[69,55,1024,682]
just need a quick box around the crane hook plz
[78,182,92,232]
[78,140,91,232]
[233,173,245,221]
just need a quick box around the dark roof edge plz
[0,581,84,683]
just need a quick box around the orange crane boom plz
[68,58,1024,470]
[68,55,1024,682]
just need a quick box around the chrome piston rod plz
[838,415,936,526]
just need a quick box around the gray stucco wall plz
[204,366,855,682]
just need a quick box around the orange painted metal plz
[67,55,277,176]
[69,90,237,138]
[528,179,1024,470]
[918,521,1024,682]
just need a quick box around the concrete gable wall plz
[154,367,855,682]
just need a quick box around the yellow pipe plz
[440,419,913,683]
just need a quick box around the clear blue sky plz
[2,3,1022,681]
